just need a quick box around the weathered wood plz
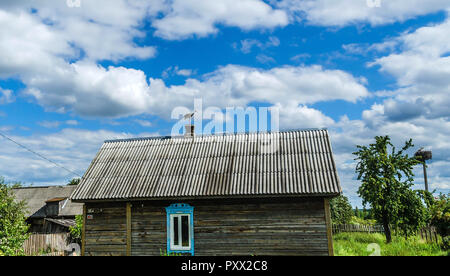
[23,233,70,256]
[83,203,127,256]
[81,204,86,256]
[126,202,131,256]
[324,198,334,256]
[84,197,330,256]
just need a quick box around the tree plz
[353,136,426,243]
[330,195,353,225]
[67,178,80,186]
[429,194,449,237]
[0,177,30,256]
[69,214,83,244]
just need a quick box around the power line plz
[0,131,83,178]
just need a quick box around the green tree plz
[353,136,426,243]
[429,193,449,237]
[69,214,83,244]
[0,177,30,256]
[67,178,81,186]
[330,195,353,225]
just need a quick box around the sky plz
[0,0,449,207]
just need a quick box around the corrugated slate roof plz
[71,129,341,201]
[13,186,83,218]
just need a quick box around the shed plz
[13,185,83,233]
[71,129,342,256]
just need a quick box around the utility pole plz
[415,148,432,192]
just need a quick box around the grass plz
[333,232,449,256]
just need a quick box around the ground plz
[333,232,448,256]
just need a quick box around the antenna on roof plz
[184,111,196,137]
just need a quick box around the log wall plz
[83,197,330,256]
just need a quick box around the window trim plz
[165,203,194,255]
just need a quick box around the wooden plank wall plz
[23,233,70,256]
[83,202,127,256]
[84,197,329,256]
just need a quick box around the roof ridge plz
[104,128,328,143]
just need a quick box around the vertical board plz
[81,204,86,256]
[126,202,132,256]
[324,198,334,256]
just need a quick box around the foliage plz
[428,193,450,238]
[353,136,427,243]
[330,195,353,225]
[349,216,377,226]
[443,236,450,250]
[354,207,374,220]
[0,177,30,256]
[159,249,182,256]
[333,232,448,256]
[69,215,83,244]
[67,178,81,186]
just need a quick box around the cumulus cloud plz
[152,0,288,40]
[370,17,450,120]
[16,62,369,119]
[277,0,450,26]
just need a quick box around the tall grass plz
[333,232,448,256]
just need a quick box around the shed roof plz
[13,186,83,218]
[71,129,341,202]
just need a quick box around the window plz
[165,203,194,255]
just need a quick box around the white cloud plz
[276,103,335,129]
[370,17,450,120]
[0,128,158,185]
[236,36,280,54]
[152,0,288,40]
[277,0,450,26]
[0,87,14,104]
[38,121,61,129]
[162,66,196,78]
[16,62,369,119]
[134,119,153,127]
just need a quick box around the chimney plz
[184,124,195,137]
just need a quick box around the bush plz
[0,177,30,256]
[330,195,353,225]
[69,215,83,244]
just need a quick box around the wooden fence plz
[332,224,384,234]
[419,227,440,243]
[23,233,70,256]
[333,224,440,244]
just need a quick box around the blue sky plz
[1,0,449,207]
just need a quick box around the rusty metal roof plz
[71,129,341,201]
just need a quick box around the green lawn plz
[333,232,449,256]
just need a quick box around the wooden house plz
[13,185,83,233]
[71,129,342,256]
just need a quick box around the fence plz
[332,224,384,234]
[333,224,441,244]
[23,233,70,256]
[419,227,440,243]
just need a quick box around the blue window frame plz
[165,203,194,255]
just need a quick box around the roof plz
[44,218,76,228]
[45,197,67,203]
[13,186,83,218]
[71,129,341,202]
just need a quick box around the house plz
[71,129,342,256]
[13,185,83,233]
